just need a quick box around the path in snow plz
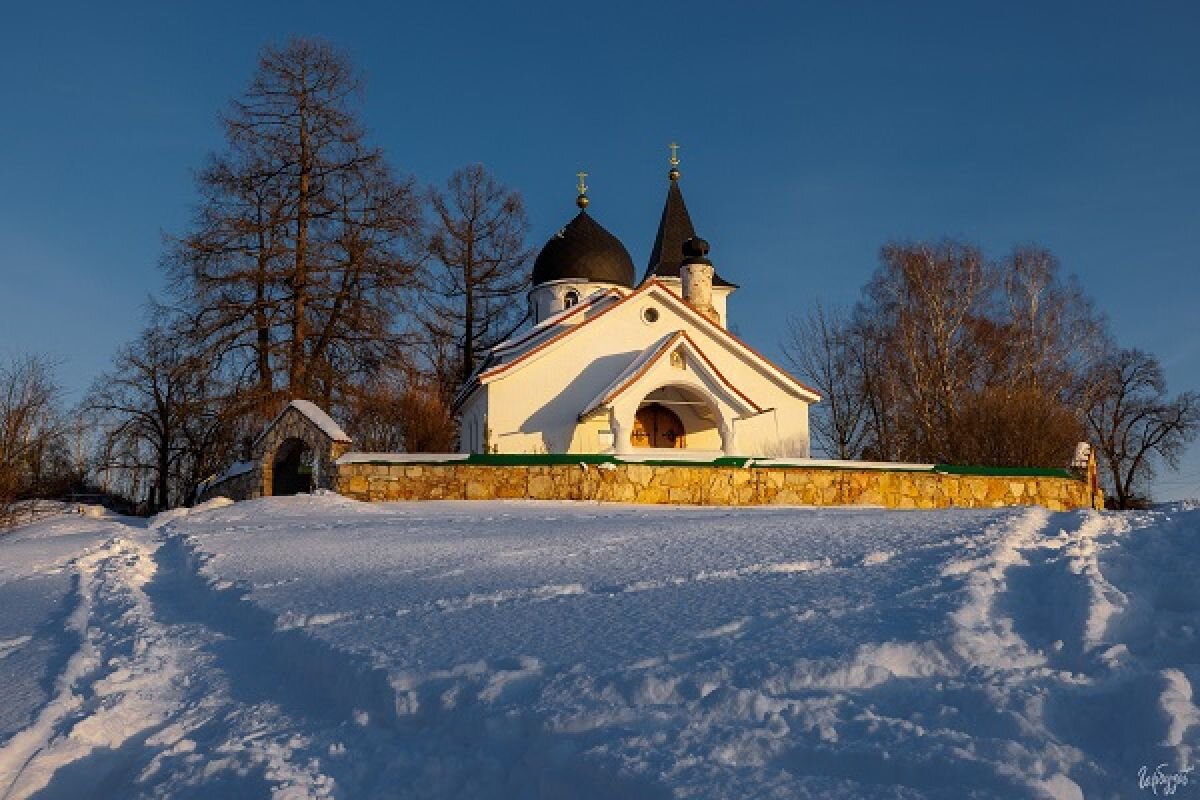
[0,497,1197,798]
[0,517,118,748]
[0,508,338,800]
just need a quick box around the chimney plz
[680,237,720,326]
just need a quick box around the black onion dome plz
[532,211,636,288]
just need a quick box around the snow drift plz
[1,496,1197,798]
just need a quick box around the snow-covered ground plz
[1,496,1198,799]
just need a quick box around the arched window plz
[563,289,580,309]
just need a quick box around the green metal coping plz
[931,464,1076,479]
[470,453,624,466]
[344,452,1082,480]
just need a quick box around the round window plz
[563,289,580,308]
[642,307,660,324]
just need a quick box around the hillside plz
[1,496,1197,799]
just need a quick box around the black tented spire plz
[643,177,698,282]
[641,149,736,287]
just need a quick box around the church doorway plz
[271,438,315,496]
[631,403,686,448]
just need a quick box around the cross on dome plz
[576,171,589,209]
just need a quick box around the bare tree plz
[422,164,531,394]
[992,247,1108,395]
[1084,348,1200,508]
[954,386,1086,468]
[343,367,457,454]
[859,241,993,461]
[168,37,421,412]
[783,304,869,459]
[169,149,290,416]
[846,311,901,461]
[789,240,1111,468]
[0,356,64,526]
[88,321,234,512]
[949,247,1105,467]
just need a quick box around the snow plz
[0,514,137,776]
[337,452,470,465]
[289,399,353,442]
[754,457,938,471]
[334,452,938,467]
[490,287,620,355]
[614,448,727,462]
[215,459,256,480]
[256,399,352,444]
[1,495,1198,797]
[194,460,257,499]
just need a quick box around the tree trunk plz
[290,101,312,398]
[461,230,475,385]
[255,226,273,404]
[157,438,170,511]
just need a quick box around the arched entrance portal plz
[609,382,738,457]
[271,437,314,496]
[631,403,686,448]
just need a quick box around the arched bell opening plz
[271,437,315,496]
[630,385,723,450]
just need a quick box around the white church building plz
[454,154,821,459]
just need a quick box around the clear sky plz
[2,1,1197,497]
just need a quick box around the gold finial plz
[576,171,589,209]
[668,141,681,180]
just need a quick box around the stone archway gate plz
[256,400,353,496]
[196,400,352,502]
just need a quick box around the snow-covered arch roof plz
[254,399,352,446]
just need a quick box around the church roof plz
[254,399,352,445]
[531,211,636,288]
[578,330,763,420]
[455,280,821,409]
[452,288,623,409]
[642,176,736,288]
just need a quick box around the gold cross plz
[576,171,588,195]
[669,142,680,167]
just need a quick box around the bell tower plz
[642,144,736,327]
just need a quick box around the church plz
[454,149,821,459]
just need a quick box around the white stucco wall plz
[465,284,815,457]
[458,395,487,453]
[711,285,732,328]
[529,280,627,325]
[646,276,733,329]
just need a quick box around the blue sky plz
[1,1,1197,497]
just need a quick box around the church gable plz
[579,330,762,421]
[619,283,820,403]
[477,280,819,406]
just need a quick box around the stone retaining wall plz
[193,398,1103,511]
[334,461,1102,511]
[199,467,262,504]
